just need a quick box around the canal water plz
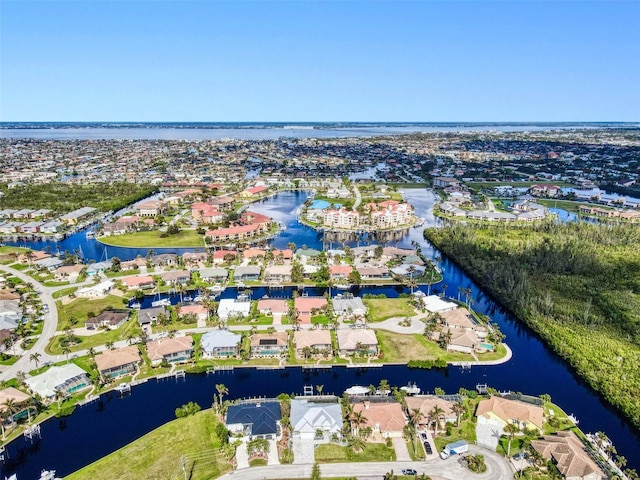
[2,189,639,478]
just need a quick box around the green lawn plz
[57,294,128,327]
[47,319,141,354]
[364,298,416,322]
[314,442,396,463]
[52,286,79,299]
[375,331,472,364]
[536,198,604,213]
[98,230,206,248]
[66,409,232,480]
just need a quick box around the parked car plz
[401,469,417,476]
[423,441,433,454]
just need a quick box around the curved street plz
[218,445,513,480]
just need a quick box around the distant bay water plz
[0,122,633,140]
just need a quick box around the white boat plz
[335,284,351,290]
[114,383,130,393]
[151,298,171,307]
[129,301,141,309]
[235,281,246,288]
[192,295,203,303]
[209,283,226,293]
[39,470,61,480]
[85,230,95,238]
[400,382,421,395]
[182,295,193,303]
[344,385,370,397]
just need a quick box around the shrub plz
[175,401,201,418]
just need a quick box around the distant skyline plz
[1,1,638,122]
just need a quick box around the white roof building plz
[217,298,251,321]
[76,280,115,298]
[290,399,343,440]
[421,295,458,313]
[25,364,90,399]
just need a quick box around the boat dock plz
[156,370,186,380]
[347,363,382,369]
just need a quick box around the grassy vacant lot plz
[364,298,416,322]
[98,230,205,248]
[57,295,128,327]
[48,319,140,354]
[375,331,471,364]
[314,442,396,463]
[66,410,232,480]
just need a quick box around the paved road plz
[352,184,362,210]
[220,445,513,480]
[0,264,82,380]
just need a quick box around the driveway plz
[392,437,411,461]
[292,437,315,464]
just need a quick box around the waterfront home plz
[205,223,267,243]
[272,248,294,260]
[200,329,241,358]
[182,251,208,267]
[336,329,378,356]
[0,222,23,234]
[160,270,191,285]
[225,399,282,439]
[121,258,146,271]
[59,206,97,225]
[420,295,457,313]
[290,398,343,441]
[294,296,327,324]
[529,184,561,198]
[439,327,478,354]
[250,332,288,358]
[357,266,391,280]
[138,306,167,326]
[178,304,208,322]
[329,265,353,280]
[34,257,63,271]
[257,298,288,318]
[243,248,266,260]
[295,248,322,259]
[238,186,268,198]
[54,264,85,283]
[0,387,33,423]
[18,221,44,234]
[190,203,225,223]
[146,336,194,365]
[76,280,115,298]
[404,396,457,429]
[218,297,251,321]
[531,431,605,480]
[101,222,129,236]
[263,265,292,283]
[390,264,426,279]
[39,220,64,234]
[135,200,167,217]
[433,177,461,189]
[212,250,237,264]
[293,330,332,358]
[233,265,261,282]
[25,364,90,400]
[332,296,366,317]
[85,311,129,330]
[476,396,544,446]
[199,267,228,283]
[86,261,111,276]
[121,275,155,290]
[351,401,406,438]
[95,345,142,380]
[150,253,178,268]
[207,195,235,211]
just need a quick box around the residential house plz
[212,250,237,264]
[243,248,266,260]
[160,270,191,285]
[76,280,115,298]
[138,306,167,327]
[329,265,353,280]
[476,396,545,446]
[433,177,461,189]
[351,401,407,438]
[332,296,366,317]
[531,431,605,480]
[225,400,282,439]
[59,207,97,225]
[293,330,332,357]
[0,387,33,423]
[101,222,129,236]
[40,220,64,234]
[206,223,268,243]
[421,295,457,313]
[34,257,63,271]
[200,329,242,358]
[294,296,327,324]
[121,275,155,290]
[233,265,261,282]
[136,200,167,217]
[238,186,268,198]
[336,329,378,356]
[357,266,391,280]
[182,251,208,268]
[190,202,225,224]
[264,265,292,283]
[257,299,288,317]
[146,336,194,365]
[405,396,457,429]
[54,264,85,283]
[199,267,228,283]
[178,305,208,322]
[290,398,343,441]
[95,345,142,379]
[250,332,288,357]
[150,253,178,268]
[218,298,251,321]
[25,364,90,399]
[85,311,129,330]
[529,184,561,198]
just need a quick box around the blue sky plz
[1,1,638,122]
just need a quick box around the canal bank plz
[1,189,639,478]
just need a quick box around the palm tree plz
[504,423,520,457]
[105,341,115,350]
[429,405,444,436]
[215,384,229,412]
[614,455,627,469]
[378,379,390,396]
[452,400,465,427]
[29,352,42,369]
[409,408,424,429]
[347,434,366,453]
[88,347,96,359]
[350,410,368,436]
[441,284,448,298]
[316,384,324,395]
